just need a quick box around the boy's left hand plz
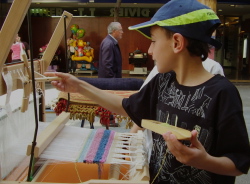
[163,130,208,169]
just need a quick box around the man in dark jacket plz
[98,22,123,78]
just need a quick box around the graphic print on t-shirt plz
[150,74,214,183]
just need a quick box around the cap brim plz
[209,38,222,49]
[128,20,156,39]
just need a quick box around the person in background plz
[98,22,123,78]
[10,34,25,63]
[45,0,250,183]
[10,34,30,62]
[16,33,30,59]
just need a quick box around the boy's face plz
[148,26,175,73]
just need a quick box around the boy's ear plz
[172,33,186,53]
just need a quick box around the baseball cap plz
[128,0,222,49]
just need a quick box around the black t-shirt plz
[122,72,250,184]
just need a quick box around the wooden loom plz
[0,0,149,184]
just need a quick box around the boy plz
[46,0,250,183]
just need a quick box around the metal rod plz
[26,9,39,182]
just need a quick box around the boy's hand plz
[163,130,208,169]
[44,72,80,93]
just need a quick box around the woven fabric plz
[77,129,116,163]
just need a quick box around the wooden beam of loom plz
[38,11,72,121]
[0,0,31,70]
[0,10,72,98]
[26,111,70,158]
[141,119,192,140]
[0,0,32,96]
[40,11,72,72]
[1,180,148,184]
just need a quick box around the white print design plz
[150,109,213,184]
[158,75,212,118]
[149,74,214,183]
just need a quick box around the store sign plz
[110,8,150,17]
[30,7,155,17]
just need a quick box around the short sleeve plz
[215,83,250,173]
[122,75,159,127]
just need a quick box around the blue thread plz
[93,130,111,163]
[77,129,96,162]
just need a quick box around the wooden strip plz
[135,130,143,170]
[83,180,149,184]
[35,77,61,82]
[141,119,191,140]
[1,180,149,184]
[20,54,32,112]
[0,0,31,70]
[108,164,120,180]
[41,11,73,71]
[26,112,70,158]
[39,11,72,121]
[3,156,30,181]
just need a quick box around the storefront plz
[215,1,250,80]
[1,0,250,80]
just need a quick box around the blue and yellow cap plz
[128,0,222,49]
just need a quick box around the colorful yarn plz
[100,130,115,163]
[84,129,105,163]
[93,130,111,163]
[54,99,68,115]
[77,129,115,163]
[77,129,97,162]
[95,107,116,126]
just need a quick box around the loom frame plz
[0,0,149,183]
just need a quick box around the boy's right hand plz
[44,72,80,93]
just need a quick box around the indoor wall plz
[18,16,154,72]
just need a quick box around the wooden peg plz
[35,76,61,82]
[20,54,32,113]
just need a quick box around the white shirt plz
[140,58,224,89]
